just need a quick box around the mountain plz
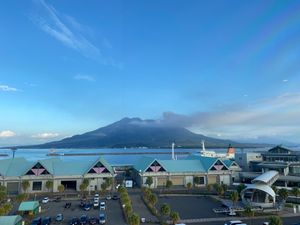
[15,117,268,149]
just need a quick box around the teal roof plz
[0,157,114,177]
[18,201,39,211]
[134,154,231,173]
[0,215,22,225]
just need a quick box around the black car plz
[54,196,61,202]
[31,217,42,225]
[80,215,88,225]
[88,217,97,225]
[69,217,79,225]
[42,217,51,225]
[112,194,119,200]
[65,202,72,208]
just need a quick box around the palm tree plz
[57,185,65,193]
[145,177,153,188]
[278,188,289,202]
[21,180,30,193]
[269,216,283,225]
[230,191,239,207]
[160,203,171,217]
[166,180,173,189]
[170,211,180,225]
[128,213,140,225]
[45,180,53,193]
[149,193,158,206]
[291,187,300,197]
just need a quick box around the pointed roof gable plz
[86,157,114,174]
[208,159,229,171]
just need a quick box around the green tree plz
[206,184,213,192]
[269,216,283,225]
[57,185,65,193]
[45,180,53,192]
[215,185,224,197]
[166,180,172,189]
[145,177,153,188]
[0,192,6,203]
[237,183,246,194]
[124,204,133,216]
[143,188,151,201]
[149,193,158,206]
[272,185,278,194]
[230,191,239,207]
[221,184,228,194]
[80,183,88,194]
[21,180,30,193]
[291,187,300,197]
[186,182,192,190]
[170,211,180,225]
[16,193,28,202]
[278,188,289,201]
[160,203,171,216]
[128,213,140,225]
[0,185,6,192]
[82,178,89,186]
[0,203,12,216]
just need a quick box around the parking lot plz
[36,197,126,225]
[158,195,225,219]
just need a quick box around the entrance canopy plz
[252,170,279,186]
[18,201,39,214]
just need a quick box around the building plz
[239,146,300,187]
[18,201,40,215]
[133,155,241,188]
[0,215,23,225]
[0,157,114,194]
[235,152,262,171]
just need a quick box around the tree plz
[45,180,53,192]
[0,185,6,192]
[0,203,12,216]
[170,211,180,225]
[221,184,228,194]
[230,191,239,207]
[272,185,278,194]
[269,216,283,225]
[57,185,65,193]
[124,204,133,216]
[128,213,140,225]
[21,180,30,193]
[215,185,224,197]
[166,180,172,189]
[160,203,171,216]
[278,188,289,201]
[206,184,213,192]
[16,193,28,203]
[82,178,89,186]
[80,183,88,194]
[186,182,192,190]
[291,187,300,197]
[145,177,153,188]
[0,192,6,203]
[237,183,246,194]
[149,193,158,206]
[143,188,151,201]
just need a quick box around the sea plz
[2,146,299,166]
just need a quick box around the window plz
[194,176,205,185]
[32,181,42,191]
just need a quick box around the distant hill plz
[15,117,269,149]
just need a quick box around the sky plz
[1,0,300,146]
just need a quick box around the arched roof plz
[252,170,279,185]
[242,183,276,198]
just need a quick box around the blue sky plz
[1,0,300,146]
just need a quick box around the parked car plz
[55,213,64,222]
[83,203,91,211]
[93,201,99,208]
[31,217,42,225]
[224,221,244,225]
[69,217,79,225]
[54,196,61,202]
[99,213,106,224]
[88,217,98,225]
[65,202,72,208]
[112,194,119,200]
[100,201,106,210]
[42,217,51,225]
[106,195,111,200]
[80,215,88,225]
[42,197,49,204]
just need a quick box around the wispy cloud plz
[0,130,16,138]
[30,0,118,66]
[0,85,19,92]
[73,74,95,82]
[32,132,59,139]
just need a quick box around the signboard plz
[125,180,133,188]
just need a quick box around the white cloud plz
[0,130,16,138]
[31,0,110,64]
[73,74,95,82]
[283,79,288,82]
[0,85,18,92]
[32,132,59,139]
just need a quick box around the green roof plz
[0,157,114,177]
[18,201,39,211]
[134,154,231,173]
[0,215,22,225]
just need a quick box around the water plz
[0,147,299,165]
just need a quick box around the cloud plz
[0,130,16,138]
[32,132,59,139]
[283,79,288,82]
[30,0,117,66]
[0,85,18,92]
[159,92,300,141]
[73,74,95,82]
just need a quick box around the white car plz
[100,201,106,210]
[224,221,244,225]
[42,197,49,204]
[99,213,106,224]
[93,201,99,208]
